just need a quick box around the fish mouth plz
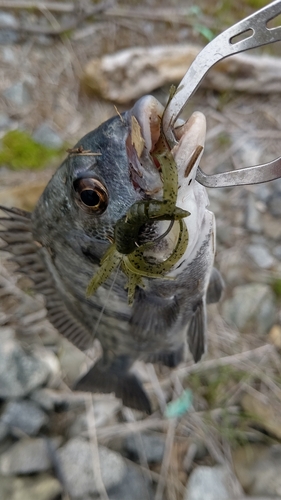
[125,96,206,262]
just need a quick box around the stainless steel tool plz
[162,0,281,187]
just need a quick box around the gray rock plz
[57,438,126,498]
[1,400,48,437]
[0,113,11,130]
[185,465,242,500]
[33,123,63,149]
[261,212,281,241]
[0,340,50,399]
[68,399,121,437]
[233,444,281,496]
[0,12,19,44]
[0,422,8,443]
[3,82,31,106]
[273,245,281,260]
[239,139,261,167]
[268,193,281,217]
[30,387,88,412]
[0,12,17,28]
[2,47,17,64]
[273,177,281,194]
[255,183,271,203]
[0,473,61,500]
[108,464,154,500]
[124,433,165,463]
[245,192,262,233]
[0,438,57,475]
[246,244,275,269]
[222,283,276,334]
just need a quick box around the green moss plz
[187,366,248,408]
[217,131,232,148]
[0,130,63,170]
[271,279,281,298]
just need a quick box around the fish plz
[0,95,224,413]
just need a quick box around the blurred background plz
[0,1,281,499]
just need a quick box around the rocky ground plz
[0,1,281,499]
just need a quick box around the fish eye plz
[73,178,108,214]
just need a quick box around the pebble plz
[108,463,154,500]
[0,473,61,500]
[124,432,165,463]
[3,82,32,107]
[1,400,48,437]
[246,243,275,268]
[0,340,50,399]
[0,438,60,475]
[33,123,63,149]
[184,465,242,500]
[221,283,276,334]
[57,438,127,498]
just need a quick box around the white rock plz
[3,82,31,106]
[0,340,50,399]
[0,438,60,475]
[57,438,126,498]
[1,400,48,437]
[185,465,242,500]
[246,244,275,269]
[222,283,276,334]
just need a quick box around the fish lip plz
[172,111,206,188]
[124,96,164,197]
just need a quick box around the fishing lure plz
[86,123,190,304]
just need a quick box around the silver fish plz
[0,96,224,413]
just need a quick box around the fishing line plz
[92,261,122,339]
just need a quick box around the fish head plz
[32,95,208,268]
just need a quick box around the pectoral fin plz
[74,357,152,414]
[187,299,206,363]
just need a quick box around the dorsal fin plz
[0,205,93,351]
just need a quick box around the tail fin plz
[74,357,152,414]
